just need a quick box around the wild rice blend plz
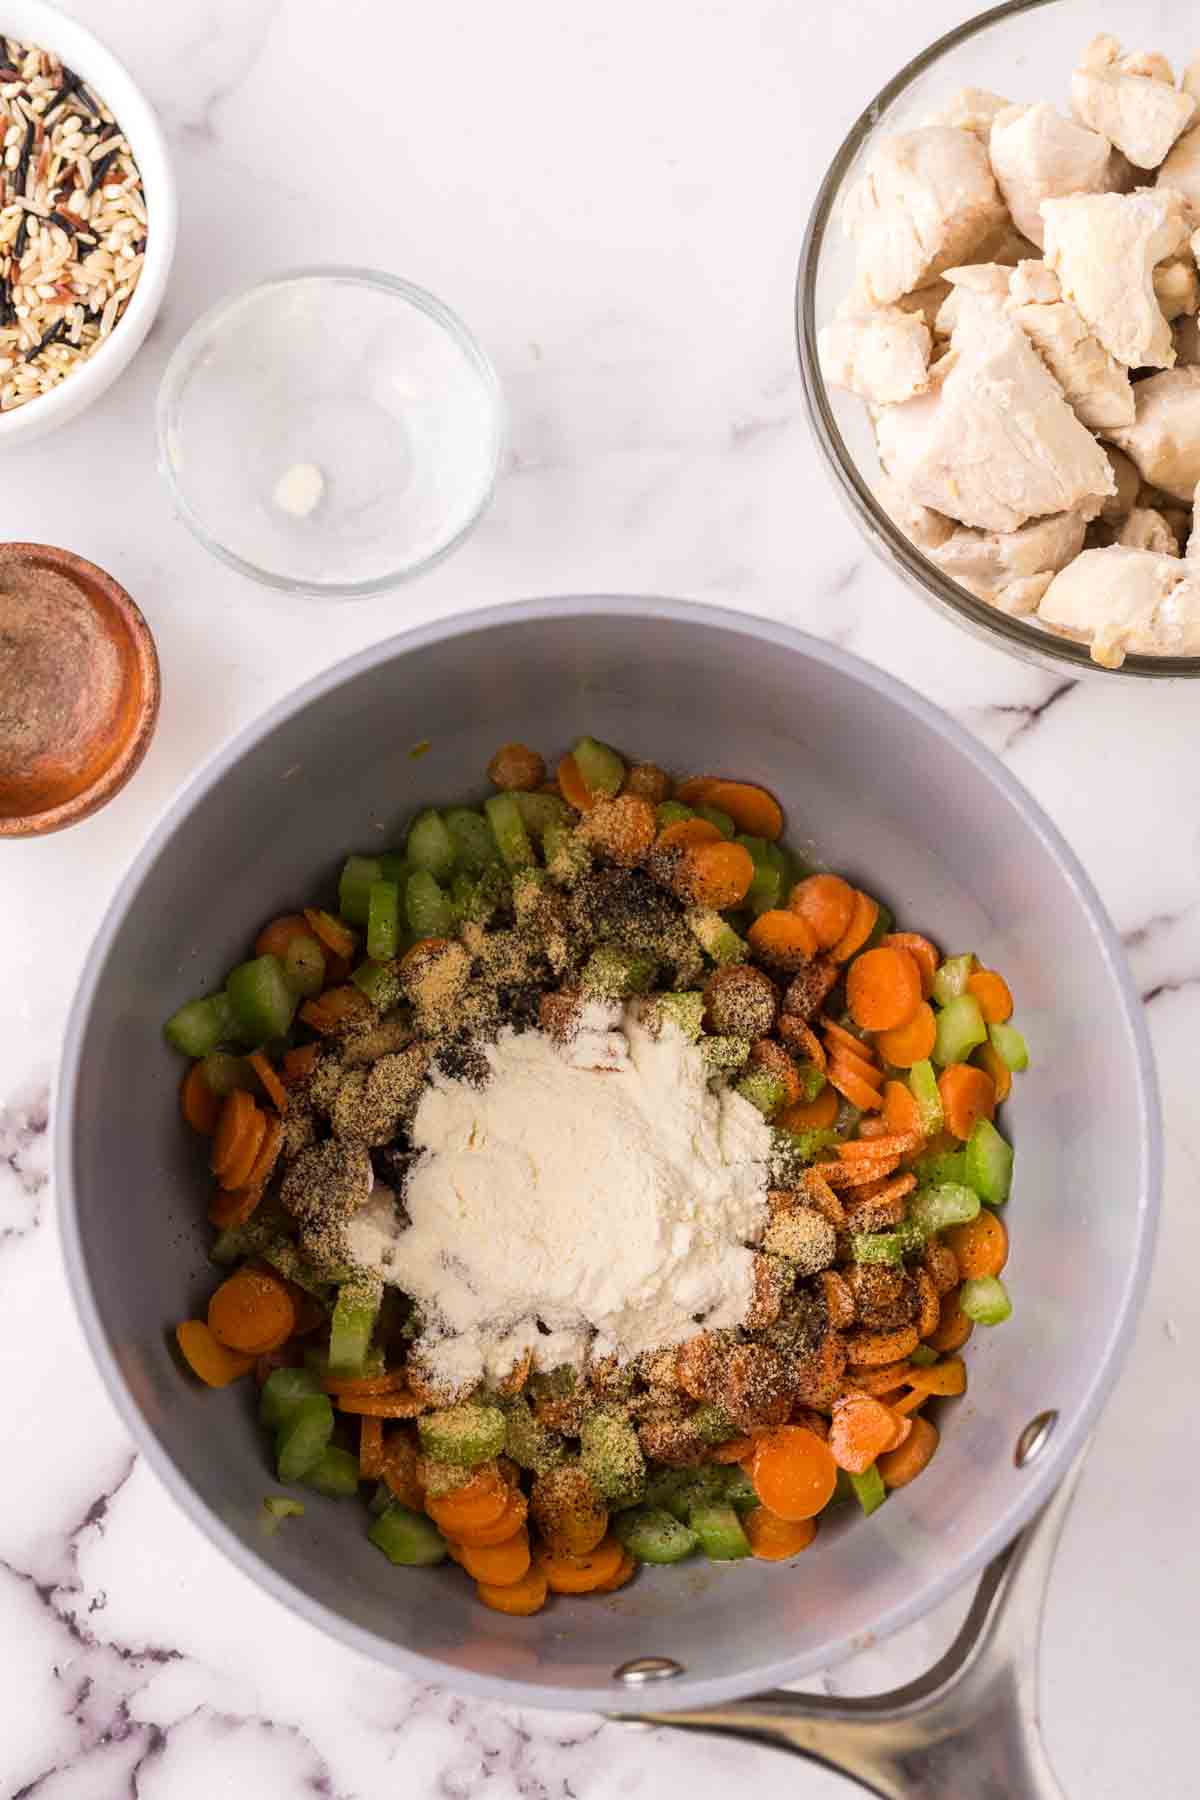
[0,34,146,411]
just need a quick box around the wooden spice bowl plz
[0,542,159,836]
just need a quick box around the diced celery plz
[199,1050,255,1095]
[650,991,705,1041]
[960,1275,1013,1325]
[443,808,496,871]
[418,1403,507,1466]
[614,1506,699,1564]
[260,1496,305,1532]
[338,855,382,926]
[850,1222,925,1264]
[719,1464,760,1513]
[458,860,511,923]
[909,1344,939,1368]
[909,1183,980,1232]
[485,792,535,869]
[690,1403,739,1446]
[932,994,987,1067]
[351,959,404,1009]
[304,1447,361,1497]
[260,1366,323,1431]
[369,1502,448,1566]
[912,1145,966,1188]
[933,953,976,1008]
[406,809,456,880]
[964,1118,1013,1206]
[694,804,735,838]
[580,1408,646,1507]
[701,1035,751,1073]
[514,791,571,841]
[736,1069,787,1118]
[379,852,410,886]
[512,865,550,922]
[687,908,748,963]
[656,801,695,829]
[503,1396,566,1475]
[275,1395,334,1482]
[690,1502,751,1560]
[366,880,401,962]
[582,945,656,999]
[226,955,298,1046]
[209,1225,248,1265]
[544,819,591,886]
[572,735,625,798]
[849,1465,887,1515]
[989,1021,1030,1072]
[796,1062,826,1102]
[328,1278,382,1379]
[405,870,454,938]
[283,933,325,997]
[164,992,237,1058]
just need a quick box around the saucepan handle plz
[618,1449,1087,1799]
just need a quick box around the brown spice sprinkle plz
[704,963,778,1038]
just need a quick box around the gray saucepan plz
[56,598,1160,1794]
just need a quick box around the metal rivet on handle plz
[614,1656,685,1685]
[1014,1410,1058,1468]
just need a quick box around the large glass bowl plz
[797,0,1200,679]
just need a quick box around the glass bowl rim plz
[156,265,506,599]
[795,0,1200,680]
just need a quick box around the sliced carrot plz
[708,1435,756,1464]
[685,839,755,909]
[219,1105,266,1192]
[874,1001,937,1068]
[926,1290,974,1353]
[658,816,722,851]
[843,1325,920,1366]
[476,1565,548,1616]
[300,984,373,1035]
[697,780,784,842]
[881,1079,923,1137]
[945,1209,1009,1279]
[847,946,922,1033]
[966,969,1013,1024]
[334,1390,424,1418]
[788,874,855,950]
[844,1359,913,1396]
[820,1017,874,1062]
[426,1470,508,1534]
[383,1436,424,1509]
[359,1415,385,1480]
[398,937,453,975]
[321,1370,409,1397]
[458,1525,532,1587]
[829,890,879,963]
[825,1039,881,1091]
[593,1549,637,1592]
[778,1086,839,1131]
[207,1183,263,1230]
[776,1015,826,1072]
[974,1039,1012,1103]
[744,1507,817,1560]
[881,933,939,999]
[281,1042,320,1086]
[452,1489,529,1547]
[906,1357,968,1400]
[750,1425,838,1521]
[837,1130,922,1162]
[557,752,595,812]
[748,1040,802,1108]
[175,1319,255,1387]
[210,1089,258,1180]
[181,1063,220,1136]
[674,776,723,806]
[827,1059,883,1111]
[812,1155,900,1188]
[243,1113,284,1190]
[937,1063,996,1140]
[255,913,319,959]
[207,1267,296,1356]
[535,1532,624,1594]
[747,909,819,970]
[878,1415,940,1489]
[248,1050,288,1114]
[855,1115,892,1140]
[303,908,357,960]
[829,1395,902,1474]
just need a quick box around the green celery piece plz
[795,1062,826,1102]
[719,1464,760,1513]
[405,869,454,938]
[366,880,402,962]
[689,1502,751,1560]
[932,994,988,1067]
[283,933,325,998]
[861,901,894,952]
[989,1021,1030,1071]
[338,855,382,926]
[485,792,535,869]
[260,1366,324,1432]
[694,804,735,838]
[656,801,695,829]
[909,1343,940,1368]
[164,993,237,1058]
[960,1275,1013,1325]
[512,866,550,923]
[690,1403,739,1446]
[209,1226,248,1266]
[650,991,705,1041]
[908,1058,945,1136]
[739,836,784,917]
[503,1396,566,1475]
[614,1506,699,1564]
[912,1145,967,1188]
[418,1403,507,1466]
[933,954,976,1008]
[572,735,625,798]
[850,1222,925,1265]
[543,818,591,886]
[366,1481,393,1516]
[225,955,298,1046]
[199,1051,255,1096]
[687,908,748,964]
[368,1502,448,1566]
[328,1278,382,1379]
[303,1447,361,1498]
[459,860,511,923]
[261,1496,305,1531]
[909,1183,980,1233]
[443,807,497,871]
[771,1124,840,1173]
[513,791,570,841]
[736,1068,787,1118]
[275,1394,334,1482]
[580,1407,646,1506]
[351,959,404,1009]
[406,809,456,880]
[964,1118,1013,1205]
[379,851,410,886]
[701,1034,752,1073]
[582,945,656,999]
[849,1465,887,1515]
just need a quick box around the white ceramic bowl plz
[0,0,176,446]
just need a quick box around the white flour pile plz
[345,1004,771,1388]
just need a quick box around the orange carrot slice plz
[458,1525,532,1587]
[210,1089,257,1180]
[878,1415,940,1489]
[945,1209,1009,1279]
[207,1266,296,1356]
[846,946,923,1032]
[658,817,722,851]
[535,1533,624,1594]
[476,1565,548,1615]
[181,1063,220,1136]
[334,1390,424,1418]
[778,1086,839,1131]
[829,890,879,963]
[593,1550,637,1591]
[359,1415,385,1480]
[827,1059,883,1112]
[881,933,939,998]
[874,1001,937,1068]
[255,914,320,959]
[750,1425,838,1520]
[557,752,594,812]
[248,1050,288,1114]
[744,1507,817,1560]
[926,1290,974,1353]
[788,874,855,949]
[747,909,818,969]
[303,908,357,960]
[696,780,784,841]
[175,1319,255,1387]
[937,1064,996,1140]
[881,1080,923,1136]
[966,969,1013,1024]
[829,1395,903,1474]
[684,839,755,908]
[974,1040,1012,1103]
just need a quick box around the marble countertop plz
[3,0,1194,1792]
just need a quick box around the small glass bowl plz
[157,269,504,597]
[797,0,1200,679]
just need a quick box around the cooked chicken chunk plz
[874,307,1114,532]
[1116,506,1180,554]
[928,508,1088,611]
[895,278,954,333]
[1186,57,1200,103]
[1007,288,1135,430]
[1042,188,1188,368]
[934,262,1012,335]
[1173,314,1200,365]
[989,103,1119,247]
[842,126,1007,306]
[1157,123,1200,217]
[1188,482,1200,559]
[1037,544,1200,664]
[818,306,932,405]
[1008,260,1062,306]
[1106,367,1200,500]
[1153,257,1200,320]
[1070,35,1196,170]
[1101,446,1142,520]
[924,88,1012,141]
